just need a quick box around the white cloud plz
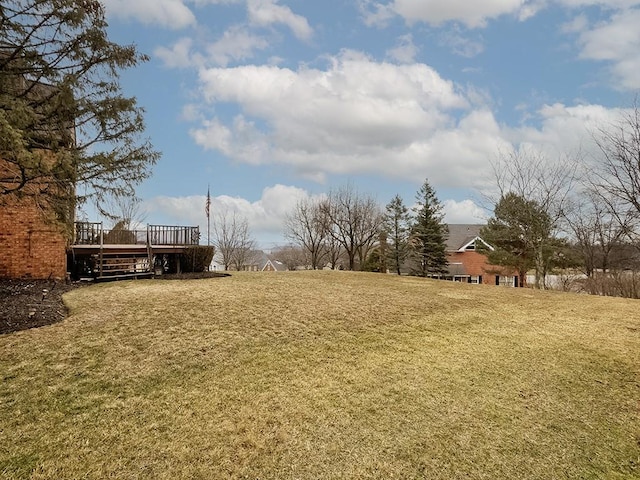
[149,103,632,245]
[191,0,243,4]
[573,8,640,90]
[154,28,271,70]
[155,38,201,68]
[517,1,545,21]
[386,34,419,64]
[145,184,310,245]
[247,0,313,40]
[192,51,482,185]
[554,0,640,8]
[439,30,485,57]
[155,28,271,69]
[153,2,309,69]
[362,0,640,33]
[190,118,235,156]
[509,102,624,156]
[560,13,589,34]
[443,199,488,224]
[359,0,396,27]
[207,26,270,66]
[365,0,529,28]
[102,0,196,29]
[187,49,634,199]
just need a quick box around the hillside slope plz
[1,271,639,479]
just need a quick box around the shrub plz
[577,270,640,299]
[180,246,215,273]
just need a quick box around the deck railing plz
[148,225,201,245]
[74,222,102,245]
[74,222,200,246]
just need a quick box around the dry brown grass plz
[1,271,639,479]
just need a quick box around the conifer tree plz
[0,0,159,227]
[410,180,448,276]
[384,194,411,275]
[481,192,552,288]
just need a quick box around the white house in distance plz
[210,250,288,272]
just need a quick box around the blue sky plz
[93,0,640,248]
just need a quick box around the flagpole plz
[206,184,211,246]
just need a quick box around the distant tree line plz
[193,101,640,298]
[480,101,640,297]
[283,180,449,275]
[282,101,640,298]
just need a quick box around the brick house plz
[444,224,519,287]
[0,158,70,280]
[1,55,74,280]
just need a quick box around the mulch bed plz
[0,279,81,335]
[0,272,230,335]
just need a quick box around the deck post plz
[146,224,153,275]
[99,221,104,278]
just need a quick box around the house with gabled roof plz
[239,250,288,272]
[262,258,287,272]
[443,224,519,287]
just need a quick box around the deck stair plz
[95,251,153,280]
[72,222,200,281]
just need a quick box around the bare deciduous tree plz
[102,194,147,230]
[487,146,577,288]
[271,244,308,270]
[212,208,257,271]
[563,188,635,278]
[321,185,383,271]
[491,146,577,221]
[592,101,640,224]
[324,231,344,270]
[284,197,328,269]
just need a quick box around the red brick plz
[0,159,68,279]
[447,251,513,285]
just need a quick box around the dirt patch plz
[0,272,231,335]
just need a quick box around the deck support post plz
[146,224,154,275]
[99,221,104,278]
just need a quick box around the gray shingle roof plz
[445,224,485,252]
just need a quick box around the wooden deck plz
[71,243,193,255]
[69,222,201,280]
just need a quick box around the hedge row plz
[179,245,215,272]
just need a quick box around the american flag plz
[205,185,211,218]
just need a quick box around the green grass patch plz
[1,271,639,479]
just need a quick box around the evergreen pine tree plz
[0,0,159,226]
[410,180,448,276]
[384,194,411,275]
[480,192,552,288]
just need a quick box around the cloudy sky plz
[95,0,639,247]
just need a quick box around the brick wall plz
[0,156,69,280]
[1,68,75,279]
[447,251,512,285]
[0,195,67,279]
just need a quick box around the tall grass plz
[1,271,639,479]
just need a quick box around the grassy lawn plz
[1,271,639,479]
